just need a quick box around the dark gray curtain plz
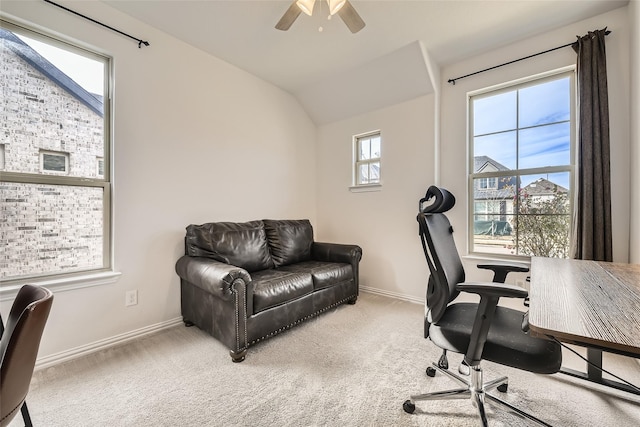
[571,28,612,262]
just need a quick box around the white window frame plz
[351,130,381,191]
[97,157,104,178]
[40,150,69,174]
[0,19,118,294]
[477,177,497,190]
[467,67,576,260]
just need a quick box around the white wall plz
[316,95,435,301]
[630,0,640,263]
[0,1,317,359]
[440,6,632,285]
[319,6,634,303]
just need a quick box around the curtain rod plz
[43,0,150,48]
[447,30,611,85]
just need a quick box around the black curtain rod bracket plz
[448,30,610,85]
[43,0,149,48]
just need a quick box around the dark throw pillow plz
[263,219,313,267]
[185,220,274,272]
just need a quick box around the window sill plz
[0,271,121,301]
[349,183,382,193]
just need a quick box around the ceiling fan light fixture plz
[276,0,364,33]
[296,0,315,16]
[327,0,347,15]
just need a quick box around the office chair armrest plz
[457,282,529,367]
[456,282,528,299]
[477,262,529,283]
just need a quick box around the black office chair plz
[403,186,562,426]
[1,284,54,427]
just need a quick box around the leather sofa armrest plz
[175,256,251,301]
[311,242,362,264]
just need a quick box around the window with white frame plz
[97,157,104,178]
[40,150,69,174]
[469,70,575,259]
[0,20,112,282]
[354,131,381,186]
[477,177,498,190]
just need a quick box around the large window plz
[0,20,112,282]
[353,131,381,186]
[469,70,575,259]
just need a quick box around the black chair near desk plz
[403,186,562,426]
[1,284,54,427]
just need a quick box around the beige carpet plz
[10,293,640,426]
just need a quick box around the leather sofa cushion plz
[263,219,313,267]
[251,269,314,313]
[279,261,353,291]
[185,221,274,273]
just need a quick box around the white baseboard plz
[35,317,183,370]
[360,285,423,305]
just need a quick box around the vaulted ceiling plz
[103,1,628,124]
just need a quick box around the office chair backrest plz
[418,186,465,324]
[0,284,53,427]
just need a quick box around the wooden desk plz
[528,257,640,394]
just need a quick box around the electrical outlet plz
[125,290,138,306]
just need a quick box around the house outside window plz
[469,69,575,259]
[0,20,112,282]
[354,131,381,186]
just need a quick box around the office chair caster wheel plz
[458,360,470,376]
[497,383,508,392]
[403,400,416,414]
[426,366,437,377]
[437,352,449,369]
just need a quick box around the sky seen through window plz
[473,77,571,188]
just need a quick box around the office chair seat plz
[429,303,561,374]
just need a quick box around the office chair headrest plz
[419,185,456,213]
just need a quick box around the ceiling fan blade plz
[275,2,302,31]
[337,0,366,34]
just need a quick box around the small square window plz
[40,150,69,174]
[477,177,497,189]
[353,131,381,187]
[97,157,104,177]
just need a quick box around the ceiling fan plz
[276,0,366,34]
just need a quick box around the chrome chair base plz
[403,361,553,427]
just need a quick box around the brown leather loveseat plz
[175,219,362,362]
